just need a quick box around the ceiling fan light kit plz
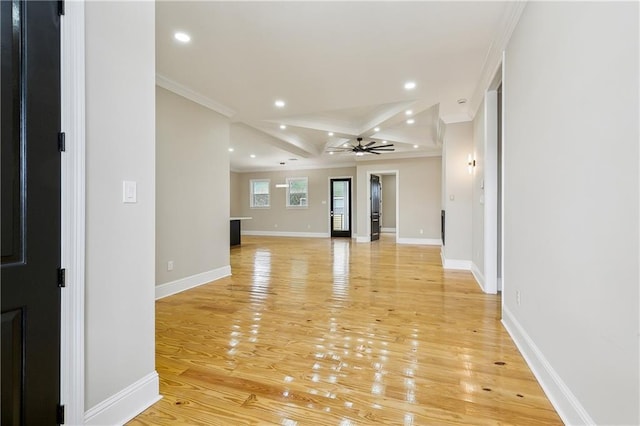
[329,137,395,156]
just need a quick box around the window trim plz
[250,178,271,209]
[286,177,308,208]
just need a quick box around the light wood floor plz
[129,235,561,425]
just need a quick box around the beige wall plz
[156,87,230,286]
[503,2,638,424]
[85,0,157,411]
[230,171,243,216]
[356,157,441,242]
[233,167,357,235]
[381,174,397,230]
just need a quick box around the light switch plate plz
[123,180,137,203]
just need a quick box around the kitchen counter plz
[230,217,252,246]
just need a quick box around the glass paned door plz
[330,179,351,237]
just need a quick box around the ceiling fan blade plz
[370,151,381,155]
[375,144,394,148]
[370,148,395,151]
[365,141,377,147]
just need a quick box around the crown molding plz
[230,161,357,173]
[156,74,236,118]
[469,0,527,118]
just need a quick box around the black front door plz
[1,1,62,424]
[330,178,351,238]
[370,175,381,241]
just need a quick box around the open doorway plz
[363,170,399,243]
[380,175,397,234]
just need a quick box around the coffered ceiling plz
[156,1,520,171]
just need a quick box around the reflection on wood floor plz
[129,235,561,425]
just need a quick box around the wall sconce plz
[467,154,476,174]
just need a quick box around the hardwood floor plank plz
[129,236,561,425]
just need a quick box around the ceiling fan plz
[330,137,395,156]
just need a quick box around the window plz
[250,179,270,208]
[286,177,308,207]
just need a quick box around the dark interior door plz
[370,175,381,241]
[330,178,351,238]
[1,1,62,424]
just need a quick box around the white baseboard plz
[440,249,471,270]
[397,237,441,245]
[155,265,231,300]
[84,371,161,426]
[381,227,396,233]
[502,307,595,426]
[241,230,329,238]
[470,262,486,291]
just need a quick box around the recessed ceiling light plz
[457,98,468,104]
[356,152,364,157]
[329,151,334,155]
[405,110,413,116]
[174,32,191,43]
[374,127,380,132]
[280,124,287,130]
[274,100,285,108]
[404,81,416,90]
[328,132,334,136]
[288,158,298,161]
[343,143,350,147]
[407,119,415,124]
[413,144,419,149]
[228,147,234,152]
[250,154,256,158]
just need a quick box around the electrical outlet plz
[307,224,311,229]
[419,229,424,234]
[167,261,174,271]
[516,290,521,306]
[274,224,278,228]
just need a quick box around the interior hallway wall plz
[85,0,158,417]
[156,86,231,287]
[502,2,639,424]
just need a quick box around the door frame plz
[60,1,86,423]
[328,177,352,238]
[364,170,399,243]
[482,59,503,296]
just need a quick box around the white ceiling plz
[156,1,515,172]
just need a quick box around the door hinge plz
[58,132,66,152]
[58,0,65,16]
[57,404,65,424]
[58,268,66,288]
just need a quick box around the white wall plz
[156,87,230,287]
[441,122,473,265]
[502,2,639,424]
[356,157,441,243]
[85,0,158,420]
